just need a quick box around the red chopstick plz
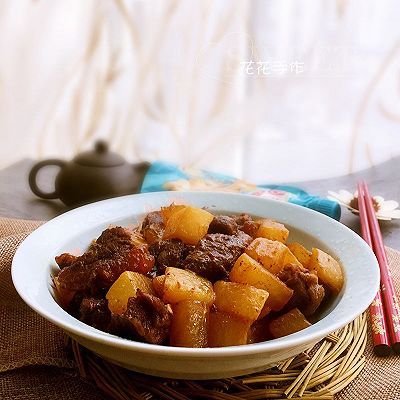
[357,182,391,356]
[361,181,400,354]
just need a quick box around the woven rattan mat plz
[1,217,399,400]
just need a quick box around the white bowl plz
[12,192,379,379]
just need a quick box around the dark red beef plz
[122,290,171,345]
[76,293,172,344]
[208,215,239,235]
[234,214,260,237]
[66,292,84,317]
[55,227,154,295]
[183,231,252,281]
[78,297,134,337]
[91,245,154,290]
[149,239,193,274]
[141,211,165,245]
[278,264,325,316]
[55,253,78,269]
[79,298,111,331]
[56,262,96,292]
[106,314,138,338]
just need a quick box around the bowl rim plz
[12,191,379,358]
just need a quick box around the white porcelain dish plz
[12,191,379,379]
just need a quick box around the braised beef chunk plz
[122,290,171,344]
[183,231,252,281]
[278,264,325,316]
[74,293,172,344]
[78,297,134,337]
[66,292,84,317]
[56,227,154,295]
[234,214,260,237]
[141,211,165,245]
[208,215,239,235]
[93,246,154,290]
[56,262,97,292]
[55,253,78,269]
[79,298,111,331]
[149,239,192,275]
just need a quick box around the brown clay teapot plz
[29,141,150,207]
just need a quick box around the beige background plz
[1,0,400,182]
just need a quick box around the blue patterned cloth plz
[140,161,341,220]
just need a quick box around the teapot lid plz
[73,141,125,167]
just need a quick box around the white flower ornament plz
[328,190,400,221]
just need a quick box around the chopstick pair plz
[357,181,400,356]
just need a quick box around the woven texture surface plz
[1,217,399,399]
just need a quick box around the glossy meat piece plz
[79,297,111,331]
[122,290,172,344]
[149,239,192,274]
[56,262,97,292]
[55,253,78,269]
[234,214,260,237]
[56,227,154,294]
[208,215,239,235]
[93,246,154,290]
[65,291,84,317]
[141,211,165,245]
[278,263,325,316]
[183,231,252,281]
[78,297,132,337]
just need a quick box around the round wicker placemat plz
[69,313,367,400]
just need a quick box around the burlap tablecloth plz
[1,217,399,400]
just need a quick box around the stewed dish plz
[53,204,344,348]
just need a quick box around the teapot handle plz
[29,159,66,200]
